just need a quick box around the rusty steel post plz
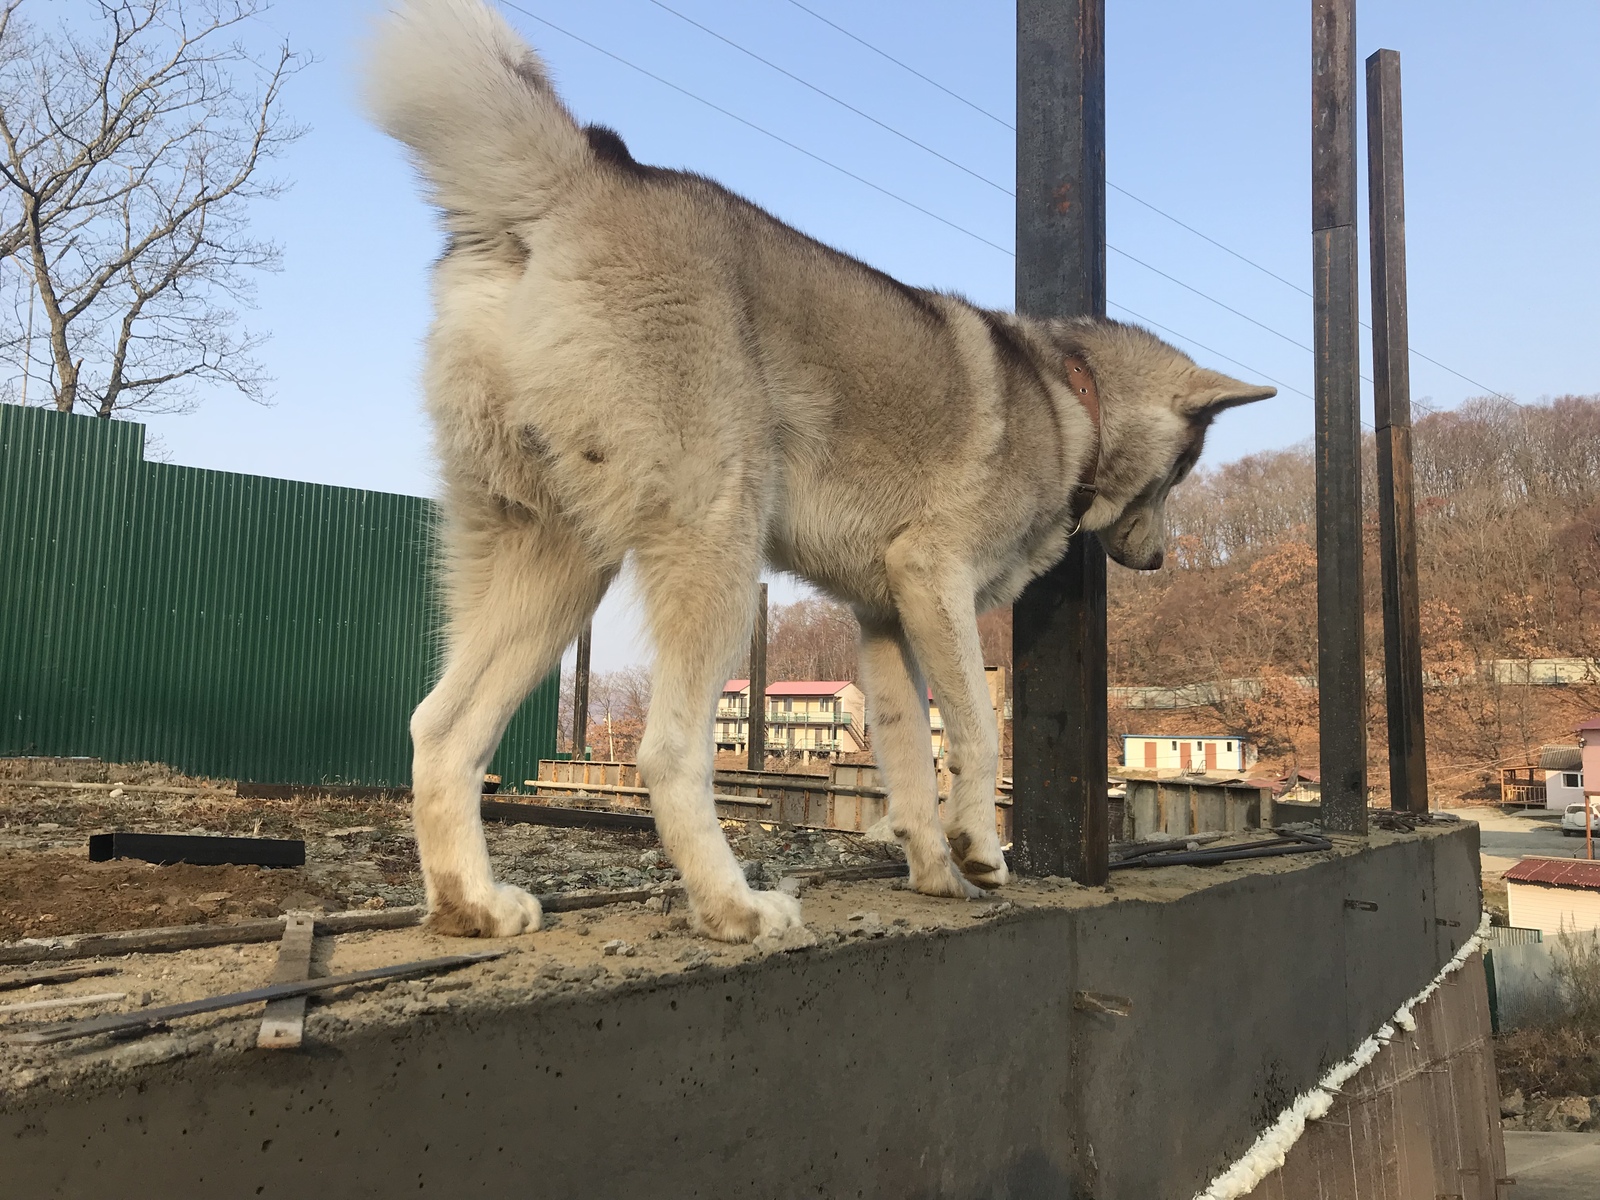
[572,622,591,760]
[1366,48,1429,814]
[747,582,768,771]
[1312,0,1368,834]
[1012,0,1109,883]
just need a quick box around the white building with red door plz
[1121,734,1256,776]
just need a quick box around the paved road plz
[1438,806,1600,874]
[1503,1131,1600,1199]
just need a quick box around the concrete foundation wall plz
[1,828,1481,1199]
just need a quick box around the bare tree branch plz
[0,0,304,416]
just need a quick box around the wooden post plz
[1011,0,1109,883]
[747,582,767,771]
[572,623,591,761]
[1366,49,1429,814]
[1312,0,1368,834]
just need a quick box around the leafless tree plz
[0,0,303,418]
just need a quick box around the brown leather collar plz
[1063,354,1101,522]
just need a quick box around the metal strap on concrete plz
[257,912,315,1051]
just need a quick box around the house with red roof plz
[717,680,867,760]
[1504,856,1600,936]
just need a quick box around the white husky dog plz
[363,0,1274,942]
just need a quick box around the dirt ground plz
[0,758,901,941]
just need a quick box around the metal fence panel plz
[0,403,556,785]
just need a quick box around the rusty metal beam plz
[572,622,592,759]
[1366,48,1429,814]
[1011,0,1109,884]
[1312,0,1368,833]
[747,582,768,770]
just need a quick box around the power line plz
[781,0,1014,131]
[1106,302,1311,402]
[504,4,1313,411]
[501,4,1012,256]
[641,0,1329,365]
[644,0,1010,198]
[777,0,1519,407]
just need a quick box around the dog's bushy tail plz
[363,0,587,237]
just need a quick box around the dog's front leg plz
[635,550,803,943]
[884,538,1009,890]
[857,614,983,899]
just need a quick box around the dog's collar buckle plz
[1063,353,1102,527]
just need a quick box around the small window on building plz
[1226,741,1233,751]
[1567,773,1582,789]
[784,698,793,712]
[1171,741,1177,750]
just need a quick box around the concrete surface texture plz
[1503,1131,1600,1199]
[0,826,1481,1199]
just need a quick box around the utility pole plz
[1011,0,1109,884]
[1366,48,1429,814]
[1312,0,1368,834]
[572,622,591,761]
[747,582,768,771]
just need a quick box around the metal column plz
[1011,0,1109,883]
[1312,0,1368,833]
[1366,48,1429,813]
[747,582,768,771]
[572,623,591,760]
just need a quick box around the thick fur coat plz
[364,0,1275,941]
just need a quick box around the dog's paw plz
[428,880,543,938]
[946,829,1011,891]
[691,887,804,944]
[908,852,985,900]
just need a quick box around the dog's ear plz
[1179,369,1277,416]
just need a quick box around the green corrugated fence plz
[0,403,557,786]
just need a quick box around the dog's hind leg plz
[884,536,1010,889]
[411,500,615,937]
[632,533,803,943]
[857,614,983,899]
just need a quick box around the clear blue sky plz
[129,0,1598,671]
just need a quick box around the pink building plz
[1579,715,1600,797]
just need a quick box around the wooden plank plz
[481,799,656,832]
[1312,0,1369,834]
[257,911,316,1050]
[1366,48,1430,815]
[1011,0,1109,885]
[0,964,118,992]
[0,907,426,966]
[11,952,506,1047]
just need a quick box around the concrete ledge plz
[0,826,1480,1199]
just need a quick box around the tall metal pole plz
[1366,48,1429,814]
[571,622,591,760]
[1012,0,1109,883]
[747,582,768,771]
[1312,0,1368,834]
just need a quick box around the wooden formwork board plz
[1240,951,1508,1200]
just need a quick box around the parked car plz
[1560,801,1600,836]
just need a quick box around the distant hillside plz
[1107,394,1600,793]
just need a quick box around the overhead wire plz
[500,4,1012,255]
[774,0,1519,407]
[500,3,1321,413]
